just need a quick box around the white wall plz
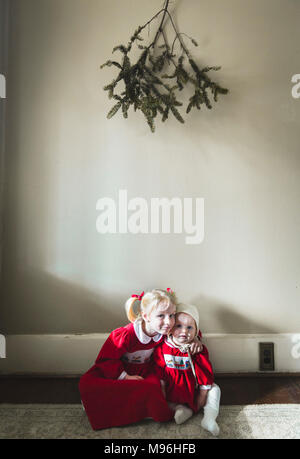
[1,0,300,337]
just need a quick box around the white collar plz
[165,335,191,352]
[134,318,162,344]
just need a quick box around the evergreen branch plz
[101,0,229,132]
[165,9,190,57]
[107,101,122,119]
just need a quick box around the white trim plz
[133,318,162,344]
[203,333,300,373]
[118,370,128,380]
[0,333,299,376]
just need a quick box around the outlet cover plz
[259,342,275,371]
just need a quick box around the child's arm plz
[152,344,167,380]
[193,345,214,387]
[153,344,168,395]
[93,327,140,380]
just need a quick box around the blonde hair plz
[125,289,177,323]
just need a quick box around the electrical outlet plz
[259,342,275,371]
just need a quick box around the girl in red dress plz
[153,303,221,436]
[79,289,177,430]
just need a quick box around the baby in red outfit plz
[153,303,221,436]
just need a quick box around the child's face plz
[143,302,176,336]
[172,312,196,344]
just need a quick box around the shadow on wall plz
[0,267,130,334]
[0,266,279,336]
[193,293,282,410]
[192,293,279,335]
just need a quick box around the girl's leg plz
[79,372,173,430]
[201,383,221,436]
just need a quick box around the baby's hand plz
[190,338,203,355]
[125,374,144,381]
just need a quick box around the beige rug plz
[0,404,299,439]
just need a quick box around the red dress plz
[153,335,214,412]
[79,319,174,430]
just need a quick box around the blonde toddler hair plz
[125,289,177,323]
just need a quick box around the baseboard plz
[0,333,299,376]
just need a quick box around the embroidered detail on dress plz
[122,348,154,364]
[164,354,191,370]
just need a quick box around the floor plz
[0,374,299,405]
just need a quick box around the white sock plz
[201,383,221,436]
[201,406,220,436]
[174,404,193,425]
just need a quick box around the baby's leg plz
[201,383,221,436]
[195,388,209,411]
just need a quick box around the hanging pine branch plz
[101,0,229,132]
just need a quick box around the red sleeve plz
[91,327,131,379]
[194,345,214,386]
[153,343,167,381]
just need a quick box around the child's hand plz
[190,338,203,355]
[125,374,144,381]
